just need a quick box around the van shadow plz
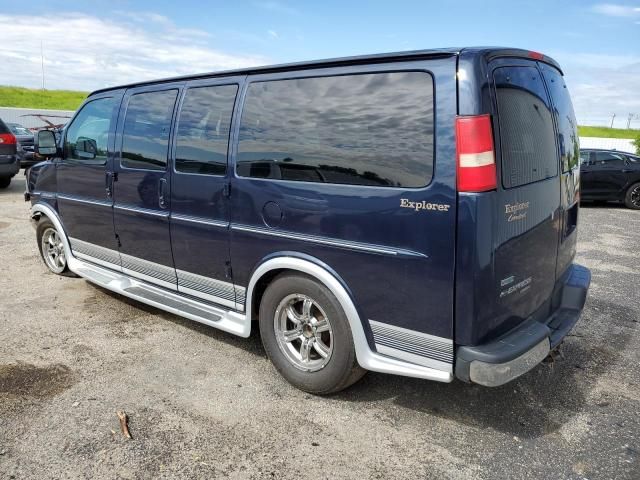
[87,283,267,359]
[88,283,628,440]
[335,297,632,439]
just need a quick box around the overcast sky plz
[0,0,639,127]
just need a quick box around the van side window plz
[494,66,557,188]
[237,72,434,188]
[175,85,238,175]
[541,67,579,173]
[64,97,116,164]
[121,89,178,170]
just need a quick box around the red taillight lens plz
[528,51,544,60]
[456,114,497,192]
[0,133,17,145]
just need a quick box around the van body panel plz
[112,83,183,288]
[55,90,123,260]
[455,53,582,347]
[229,59,458,342]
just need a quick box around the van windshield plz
[493,66,557,189]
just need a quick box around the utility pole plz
[40,40,45,91]
[610,113,615,128]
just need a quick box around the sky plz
[0,0,639,127]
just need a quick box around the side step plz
[69,257,250,337]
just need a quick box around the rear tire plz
[624,182,640,210]
[0,177,10,189]
[259,273,366,394]
[36,218,76,277]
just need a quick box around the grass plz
[577,125,640,139]
[0,86,87,110]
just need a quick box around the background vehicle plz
[7,122,36,169]
[0,118,19,188]
[27,47,590,393]
[580,148,640,209]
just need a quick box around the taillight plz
[0,133,17,145]
[528,51,544,60]
[456,114,497,192]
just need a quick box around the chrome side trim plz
[369,320,453,372]
[30,202,250,337]
[58,193,111,207]
[231,224,428,259]
[69,237,122,271]
[69,257,249,337]
[115,204,169,218]
[176,269,245,311]
[245,257,452,382]
[120,253,176,290]
[171,213,229,229]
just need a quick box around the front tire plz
[0,177,10,189]
[36,218,74,276]
[624,182,640,210]
[259,273,365,394]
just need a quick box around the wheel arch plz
[31,202,73,258]
[244,253,453,382]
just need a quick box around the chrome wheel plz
[631,185,640,208]
[41,227,67,273]
[274,294,333,372]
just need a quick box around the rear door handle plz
[158,178,168,209]
[105,172,115,198]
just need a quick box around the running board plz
[69,257,250,337]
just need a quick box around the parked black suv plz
[580,148,640,209]
[0,118,19,188]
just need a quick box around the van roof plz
[90,47,562,96]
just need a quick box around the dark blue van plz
[27,47,590,393]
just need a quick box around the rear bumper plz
[455,264,591,386]
[0,154,19,176]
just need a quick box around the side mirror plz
[74,137,98,160]
[36,130,57,156]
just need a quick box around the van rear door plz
[489,62,561,336]
[538,63,580,280]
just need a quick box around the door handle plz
[158,178,168,209]
[105,172,115,198]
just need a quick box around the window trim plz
[491,63,559,190]
[171,80,240,178]
[232,66,437,191]
[118,85,182,173]
[63,96,116,166]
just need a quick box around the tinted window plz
[579,150,590,165]
[65,97,117,164]
[0,119,9,134]
[237,72,434,188]
[175,85,237,175]
[627,154,640,164]
[541,66,579,172]
[595,152,624,164]
[494,66,557,188]
[121,89,178,170]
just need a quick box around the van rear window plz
[237,72,434,188]
[494,66,557,189]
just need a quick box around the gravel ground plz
[1,174,639,480]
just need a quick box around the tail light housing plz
[456,114,497,192]
[0,133,17,145]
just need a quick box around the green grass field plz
[577,125,639,139]
[0,86,87,110]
